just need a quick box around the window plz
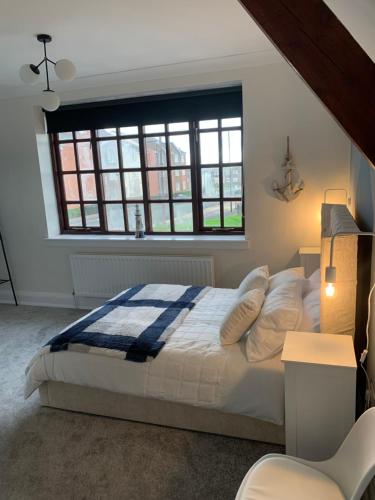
[49,89,243,235]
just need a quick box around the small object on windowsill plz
[134,204,145,239]
[272,136,304,202]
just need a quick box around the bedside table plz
[282,331,357,461]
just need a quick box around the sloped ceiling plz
[239,0,375,166]
[324,0,375,62]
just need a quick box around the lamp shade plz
[55,59,76,81]
[19,64,39,84]
[40,90,60,112]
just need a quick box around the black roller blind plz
[45,86,242,133]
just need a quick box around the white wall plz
[0,61,350,306]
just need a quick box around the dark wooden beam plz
[239,0,375,166]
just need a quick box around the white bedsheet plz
[25,288,285,425]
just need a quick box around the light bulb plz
[326,283,335,297]
[19,64,40,84]
[55,59,76,81]
[40,90,60,112]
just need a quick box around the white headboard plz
[320,204,359,337]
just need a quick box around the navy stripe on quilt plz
[125,285,204,362]
[46,284,146,352]
[45,285,205,362]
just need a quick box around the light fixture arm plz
[328,231,375,270]
[35,57,56,70]
[43,39,51,91]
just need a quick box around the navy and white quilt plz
[41,284,209,363]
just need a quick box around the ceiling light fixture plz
[19,34,76,112]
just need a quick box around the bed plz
[25,204,365,445]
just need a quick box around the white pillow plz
[268,267,305,292]
[246,281,303,362]
[237,265,269,297]
[302,268,321,298]
[220,289,265,346]
[299,289,320,332]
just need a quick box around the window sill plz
[44,234,249,250]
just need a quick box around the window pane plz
[97,128,116,138]
[200,132,219,164]
[151,203,171,232]
[59,132,73,140]
[98,140,119,170]
[63,174,79,201]
[120,126,138,136]
[67,204,82,226]
[121,138,141,168]
[171,169,191,199]
[199,119,218,129]
[81,173,97,201]
[168,122,189,132]
[203,202,221,227]
[59,143,76,171]
[124,171,143,200]
[75,130,91,139]
[223,166,242,197]
[84,203,100,227]
[102,172,122,201]
[144,124,165,134]
[169,134,190,166]
[221,117,241,128]
[173,203,193,232]
[77,142,94,170]
[145,136,167,168]
[224,201,242,227]
[127,204,145,232]
[222,130,242,163]
[105,204,125,231]
[201,168,220,198]
[147,170,169,200]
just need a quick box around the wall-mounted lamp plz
[325,231,375,298]
[19,34,76,112]
[325,230,375,408]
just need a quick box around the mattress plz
[25,288,285,425]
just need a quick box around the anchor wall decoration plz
[272,136,304,202]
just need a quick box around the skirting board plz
[0,287,75,308]
[0,288,100,309]
[39,381,285,445]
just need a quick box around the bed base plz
[39,381,285,445]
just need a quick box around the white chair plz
[236,407,375,500]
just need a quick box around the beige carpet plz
[0,304,283,500]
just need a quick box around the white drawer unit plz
[282,331,357,461]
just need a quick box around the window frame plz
[50,119,244,236]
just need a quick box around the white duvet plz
[25,288,285,425]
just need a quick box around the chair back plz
[325,407,375,500]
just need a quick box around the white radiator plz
[70,254,215,299]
